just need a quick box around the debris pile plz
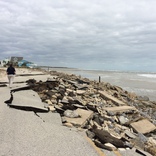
[27,71,156,156]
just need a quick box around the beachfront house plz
[10,57,23,63]
[0,58,10,67]
[0,57,37,68]
[18,60,37,68]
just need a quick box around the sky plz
[0,0,156,72]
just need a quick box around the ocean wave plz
[138,74,156,78]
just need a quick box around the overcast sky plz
[0,0,156,72]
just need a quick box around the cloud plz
[0,0,156,71]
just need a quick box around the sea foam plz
[138,74,156,78]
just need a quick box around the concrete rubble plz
[7,70,156,155]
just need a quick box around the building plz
[18,60,37,68]
[10,57,23,63]
[0,58,10,67]
[0,56,37,68]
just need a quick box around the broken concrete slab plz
[45,99,52,105]
[12,90,43,105]
[63,108,93,127]
[72,104,86,109]
[48,105,56,111]
[74,84,88,90]
[98,90,126,105]
[76,90,86,95]
[94,140,117,151]
[92,128,126,148]
[125,130,136,139]
[61,99,69,104]
[130,119,156,134]
[64,109,80,118]
[63,122,73,127]
[104,143,117,151]
[10,90,49,112]
[103,106,136,114]
[63,79,77,85]
[118,116,129,125]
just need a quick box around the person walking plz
[6,64,16,88]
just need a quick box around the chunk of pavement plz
[130,119,156,134]
[76,90,86,95]
[9,90,49,112]
[63,122,73,128]
[86,130,95,139]
[45,99,52,105]
[92,128,126,148]
[64,109,80,118]
[94,140,117,151]
[104,143,117,151]
[98,90,126,105]
[72,104,86,109]
[11,90,45,108]
[64,108,93,127]
[118,116,129,125]
[48,106,56,112]
[125,130,136,139]
[103,106,136,114]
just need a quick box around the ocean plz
[44,67,156,101]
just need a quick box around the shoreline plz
[41,66,156,74]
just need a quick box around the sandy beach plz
[0,68,6,80]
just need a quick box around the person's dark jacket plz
[7,66,16,75]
